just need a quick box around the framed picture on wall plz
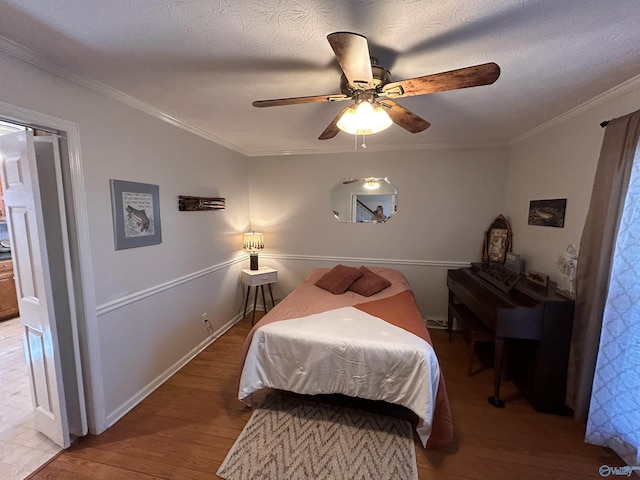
[528,198,567,227]
[110,179,162,250]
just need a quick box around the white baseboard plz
[105,311,244,429]
[426,318,449,329]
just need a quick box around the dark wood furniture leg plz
[268,284,275,308]
[260,285,268,313]
[251,286,258,326]
[447,290,454,342]
[468,327,494,377]
[488,336,506,408]
[243,285,251,319]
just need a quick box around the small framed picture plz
[110,179,162,250]
[528,199,567,227]
[505,252,525,273]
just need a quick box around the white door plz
[0,130,70,448]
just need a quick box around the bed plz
[237,265,453,448]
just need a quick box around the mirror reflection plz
[331,177,397,223]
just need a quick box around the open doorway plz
[0,317,61,477]
[0,116,87,476]
[0,119,60,476]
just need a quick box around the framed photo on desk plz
[483,215,512,264]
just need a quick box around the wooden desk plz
[447,267,574,412]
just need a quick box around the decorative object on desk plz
[178,195,225,211]
[526,270,549,287]
[475,261,521,293]
[482,214,512,264]
[110,179,162,250]
[528,198,567,227]
[556,243,579,298]
[505,252,525,273]
[243,231,264,270]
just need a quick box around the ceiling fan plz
[252,32,501,140]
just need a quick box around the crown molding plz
[0,35,511,158]
[512,74,640,144]
[6,33,636,158]
[244,140,509,157]
[0,34,251,156]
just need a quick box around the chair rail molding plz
[96,256,245,316]
[261,253,470,269]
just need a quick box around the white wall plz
[0,51,250,430]
[506,84,640,284]
[248,146,510,320]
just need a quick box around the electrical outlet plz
[202,312,208,323]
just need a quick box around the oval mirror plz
[330,177,397,223]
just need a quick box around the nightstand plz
[241,267,277,325]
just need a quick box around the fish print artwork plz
[122,191,155,237]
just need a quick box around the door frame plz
[0,100,106,435]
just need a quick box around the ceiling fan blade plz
[327,32,374,89]
[318,105,352,140]
[253,93,348,108]
[381,62,500,98]
[379,100,430,133]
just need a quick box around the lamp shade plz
[243,231,264,252]
[336,101,393,135]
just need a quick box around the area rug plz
[217,391,418,480]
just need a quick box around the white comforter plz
[238,306,440,446]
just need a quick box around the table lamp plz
[243,231,264,270]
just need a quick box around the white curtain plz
[586,140,640,467]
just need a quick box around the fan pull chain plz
[353,134,367,150]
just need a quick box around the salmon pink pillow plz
[315,265,363,294]
[348,266,391,297]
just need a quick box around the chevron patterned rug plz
[217,391,418,480]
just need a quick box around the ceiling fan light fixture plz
[253,32,499,141]
[364,179,380,190]
[336,101,392,135]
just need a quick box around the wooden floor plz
[29,313,620,480]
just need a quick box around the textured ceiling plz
[0,0,639,156]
